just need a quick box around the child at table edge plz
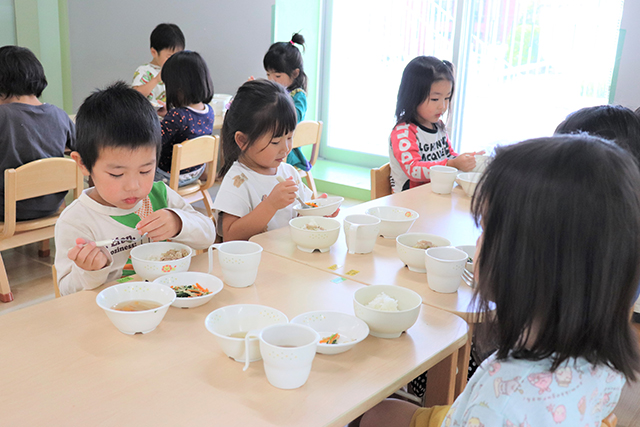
[54,82,215,296]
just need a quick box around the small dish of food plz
[396,233,451,273]
[365,206,419,238]
[130,242,192,281]
[291,311,370,355]
[293,196,344,217]
[456,172,482,197]
[289,217,341,253]
[153,271,224,308]
[353,285,422,338]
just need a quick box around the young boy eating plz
[54,82,215,296]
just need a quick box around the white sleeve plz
[212,174,253,219]
[164,184,216,249]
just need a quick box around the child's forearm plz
[224,202,279,241]
[133,74,161,97]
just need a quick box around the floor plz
[1,189,639,426]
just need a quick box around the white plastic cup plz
[343,214,381,254]
[425,246,468,293]
[208,241,263,288]
[259,323,320,389]
[430,165,458,194]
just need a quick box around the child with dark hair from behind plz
[155,50,215,186]
[0,45,75,221]
[55,82,215,296]
[132,23,185,116]
[358,135,640,426]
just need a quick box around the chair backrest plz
[169,135,220,192]
[370,162,392,200]
[292,121,323,167]
[2,157,83,240]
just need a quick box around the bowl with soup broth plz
[95,282,176,334]
[130,242,192,281]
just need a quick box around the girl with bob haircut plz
[389,56,480,193]
[155,50,215,187]
[359,135,640,427]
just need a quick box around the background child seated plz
[54,82,215,296]
[155,50,215,186]
[0,45,75,221]
[132,23,185,117]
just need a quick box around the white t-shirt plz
[132,63,165,106]
[212,161,313,237]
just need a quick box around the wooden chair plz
[169,135,220,219]
[52,265,60,298]
[370,162,392,200]
[0,158,83,302]
[292,121,323,199]
[601,413,617,427]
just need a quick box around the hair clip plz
[290,40,295,45]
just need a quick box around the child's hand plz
[68,238,109,271]
[137,209,182,242]
[447,152,477,172]
[317,193,340,218]
[266,177,298,211]
[248,76,255,81]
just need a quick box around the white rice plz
[366,292,399,311]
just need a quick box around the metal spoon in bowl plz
[275,176,310,209]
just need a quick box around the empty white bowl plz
[365,206,419,239]
[396,233,451,273]
[96,282,176,335]
[293,196,344,217]
[130,242,192,281]
[353,285,422,338]
[455,245,476,273]
[153,272,224,309]
[291,311,370,355]
[289,217,341,253]
[456,172,482,197]
[472,154,489,173]
[204,304,288,362]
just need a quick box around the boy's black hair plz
[0,45,48,98]
[75,81,161,172]
[395,56,454,126]
[219,79,297,178]
[163,50,214,110]
[471,135,640,380]
[555,104,640,165]
[150,23,185,53]
[263,33,307,92]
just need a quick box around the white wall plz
[67,0,274,112]
[613,0,640,109]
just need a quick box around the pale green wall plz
[0,0,16,45]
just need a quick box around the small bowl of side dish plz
[153,271,224,308]
[293,196,344,217]
[353,285,422,338]
[289,216,341,253]
[204,304,288,362]
[365,206,419,238]
[455,245,476,273]
[291,311,370,355]
[130,242,192,281]
[96,282,176,335]
[456,172,482,197]
[396,233,451,273]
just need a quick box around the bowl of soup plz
[130,242,192,281]
[95,282,176,334]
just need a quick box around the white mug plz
[430,165,458,194]
[343,214,381,254]
[259,323,319,389]
[425,246,468,293]
[208,241,263,288]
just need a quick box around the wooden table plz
[0,252,467,426]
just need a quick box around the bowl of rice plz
[353,285,422,338]
[289,217,341,253]
[130,242,193,281]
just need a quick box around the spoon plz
[275,176,310,209]
[94,232,148,247]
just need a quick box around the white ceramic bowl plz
[455,245,476,273]
[289,217,341,253]
[396,233,451,273]
[204,304,288,362]
[365,206,419,239]
[291,311,370,355]
[456,172,482,197]
[293,196,344,217]
[472,154,489,173]
[210,94,233,116]
[353,285,422,338]
[96,282,176,335]
[130,242,192,281]
[153,272,224,308]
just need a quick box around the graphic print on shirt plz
[493,376,524,397]
[233,173,248,188]
[546,404,567,423]
[528,372,553,394]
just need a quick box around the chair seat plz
[177,180,203,196]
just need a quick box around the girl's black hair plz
[218,79,297,178]
[0,46,48,99]
[471,135,640,380]
[150,23,185,53]
[263,33,307,92]
[162,50,214,110]
[395,56,454,126]
[555,104,640,166]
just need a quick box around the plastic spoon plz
[275,176,310,209]
[94,232,148,247]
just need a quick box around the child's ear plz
[70,151,91,177]
[291,68,300,79]
[234,131,248,150]
[150,47,159,59]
